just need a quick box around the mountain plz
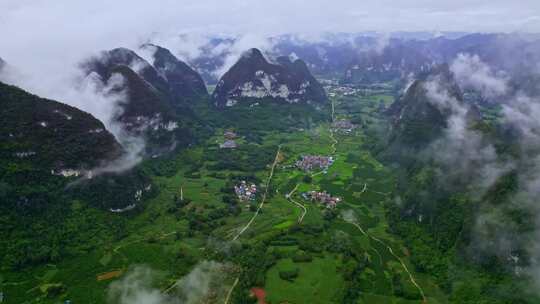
[386,65,466,152]
[212,48,327,107]
[0,57,5,72]
[0,80,157,210]
[84,47,170,97]
[343,41,433,84]
[82,49,194,153]
[0,81,156,272]
[0,81,122,174]
[140,44,208,105]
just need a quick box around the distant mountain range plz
[170,33,540,90]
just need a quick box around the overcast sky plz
[0,0,539,110]
[0,0,539,63]
[0,0,537,67]
[1,0,539,43]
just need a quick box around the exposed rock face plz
[212,48,327,107]
[140,44,208,105]
[0,81,122,171]
[82,49,191,154]
[104,65,177,135]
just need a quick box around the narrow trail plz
[360,183,367,195]
[310,170,325,178]
[223,277,239,304]
[347,220,427,303]
[329,98,338,154]
[286,184,307,223]
[232,145,282,241]
[371,234,427,303]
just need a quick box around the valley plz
[2,33,539,304]
[1,82,447,303]
[3,2,540,303]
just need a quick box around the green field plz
[265,255,344,303]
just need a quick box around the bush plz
[292,251,313,263]
[279,268,299,281]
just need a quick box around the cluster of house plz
[220,130,238,149]
[332,119,357,134]
[302,191,342,208]
[14,151,36,158]
[326,85,361,97]
[295,155,334,172]
[234,180,258,201]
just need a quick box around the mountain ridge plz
[212,48,327,107]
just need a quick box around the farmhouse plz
[224,130,237,139]
[220,139,238,149]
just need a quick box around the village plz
[302,190,342,209]
[331,119,357,134]
[326,85,361,97]
[234,180,258,202]
[295,155,334,172]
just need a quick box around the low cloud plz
[450,53,509,98]
[108,266,176,304]
[107,261,233,304]
[212,34,276,79]
[1,58,145,174]
[423,77,511,195]
[421,55,540,288]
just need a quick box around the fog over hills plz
[2,1,540,303]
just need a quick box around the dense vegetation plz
[1,74,537,304]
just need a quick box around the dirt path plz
[223,277,239,304]
[232,145,282,241]
[310,170,325,178]
[347,219,426,302]
[369,234,427,302]
[329,99,338,154]
[359,183,367,195]
[286,184,307,223]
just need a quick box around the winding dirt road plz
[347,218,427,302]
[232,145,282,241]
[286,184,307,223]
[331,96,426,302]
